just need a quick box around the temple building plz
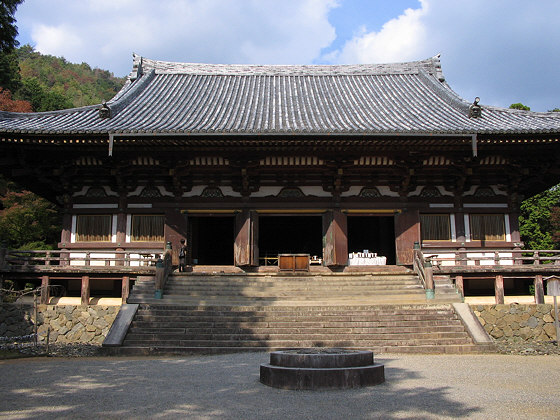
[1,54,560,270]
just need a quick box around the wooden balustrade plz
[0,249,162,268]
[425,249,560,267]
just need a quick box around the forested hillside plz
[0,44,125,112]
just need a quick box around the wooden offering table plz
[278,254,310,272]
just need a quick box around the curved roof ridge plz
[133,53,445,77]
[417,68,470,114]
[107,68,156,116]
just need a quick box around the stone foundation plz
[473,304,557,342]
[0,304,119,345]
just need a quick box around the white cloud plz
[18,0,339,76]
[329,2,429,64]
[32,24,83,61]
[324,0,560,111]
[15,0,560,110]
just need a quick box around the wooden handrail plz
[1,249,162,268]
[425,249,560,267]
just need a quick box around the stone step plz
[105,343,486,356]
[124,329,470,340]
[130,310,461,319]
[132,310,458,319]
[134,305,457,314]
[127,324,466,334]
[130,319,464,332]
[122,337,473,348]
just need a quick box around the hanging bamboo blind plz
[76,215,112,242]
[131,215,165,242]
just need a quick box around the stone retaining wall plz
[472,304,557,342]
[0,304,119,345]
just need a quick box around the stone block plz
[543,324,557,339]
[537,304,552,314]
[49,331,59,342]
[491,328,504,338]
[93,317,108,329]
[527,316,540,329]
[86,324,97,332]
[518,327,532,340]
[520,312,531,322]
[80,331,95,343]
[482,313,497,325]
[543,314,554,323]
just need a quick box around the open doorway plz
[347,216,396,264]
[258,215,323,261]
[189,216,234,265]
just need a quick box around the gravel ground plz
[1,351,559,420]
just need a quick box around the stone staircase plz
[128,269,462,306]
[107,269,486,355]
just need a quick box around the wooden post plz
[534,274,545,304]
[455,275,464,297]
[425,260,434,299]
[394,209,420,265]
[495,274,505,304]
[81,275,90,305]
[121,276,130,304]
[322,210,348,267]
[40,275,50,304]
[234,210,258,266]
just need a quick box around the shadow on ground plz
[0,353,483,419]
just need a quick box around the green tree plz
[549,108,560,112]
[519,186,560,249]
[509,103,531,111]
[0,49,21,92]
[0,181,60,249]
[0,0,24,53]
[17,77,73,111]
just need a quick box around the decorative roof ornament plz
[129,53,144,81]
[469,97,482,118]
[99,101,111,119]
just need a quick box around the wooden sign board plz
[547,278,560,296]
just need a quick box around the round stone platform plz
[260,348,385,390]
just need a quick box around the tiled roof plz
[1,54,559,136]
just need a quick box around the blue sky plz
[15,0,560,111]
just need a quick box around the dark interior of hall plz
[258,216,323,260]
[189,216,234,265]
[347,216,396,264]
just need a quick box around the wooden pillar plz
[322,210,348,267]
[121,276,130,304]
[455,275,464,297]
[165,209,189,266]
[115,212,127,266]
[495,274,504,304]
[234,210,258,266]
[534,274,545,304]
[40,275,50,304]
[81,275,90,305]
[60,212,72,266]
[394,209,420,265]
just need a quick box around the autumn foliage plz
[0,182,61,249]
[0,87,31,112]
